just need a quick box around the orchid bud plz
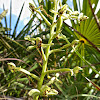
[46,89,58,95]
[18,68,31,75]
[59,4,68,14]
[36,37,42,41]
[8,62,16,68]
[24,35,30,40]
[7,62,16,73]
[56,16,63,34]
[70,69,74,76]
[71,16,78,19]
[55,73,59,77]
[27,46,36,51]
[78,13,89,21]
[82,15,89,20]
[71,11,79,15]
[73,66,83,75]
[36,37,42,44]
[49,9,58,14]
[28,89,40,97]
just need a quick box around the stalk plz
[37,0,58,90]
[45,68,71,74]
[81,43,85,66]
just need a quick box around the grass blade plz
[12,2,25,39]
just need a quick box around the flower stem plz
[45,68,71,74]
[37,0,57,91]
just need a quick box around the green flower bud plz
[73,66,83,74]
[71,11,79,15]
[30,38,36,44]
[49,9,58,14]
[59,4,68,14]
[71,16,78,19]
[36,37,42,44]
[46,89,58,95]
[24,35,30,40]
[56,16,63,33]
[82,15,89,20]
[8,62,16,68]
[78,13,89,21]
[18,68,31,75]
[7,62,17,73]
[27,46,36,51]
[28,89,40,97]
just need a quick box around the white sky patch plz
[89,68,92,74]
[0,0,34,23]
[65,19,72,26]
[76,0,80,12]
[95,0,100,14]
[92,3,95,8]
[23,18,29,25]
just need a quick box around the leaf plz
[28,89,40,99]
[12,2,25,39]
[85,77,100,91]
[73,0,78,11]
[0,9,8,22]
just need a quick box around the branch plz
[63,22,100,53]
[88,0,100,30]
[45,68,71,74]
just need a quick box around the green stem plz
[81,43,85,66]
[35,10,51,26]
[33,96,39,100]
[37,0,58,90]
[45,68,71,74]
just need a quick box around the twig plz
[63,22,100,53]
[88,0,100,30]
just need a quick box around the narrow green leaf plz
[12,2,25,39]
[28,63,38,72]
[73,0,78,11]
[0,9,8,22]
[85,76,100,91]
[9,0,12,35]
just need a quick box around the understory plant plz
[7,0,100,99]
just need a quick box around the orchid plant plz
[7,0,89,99]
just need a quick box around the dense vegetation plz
[0,0,100,100]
